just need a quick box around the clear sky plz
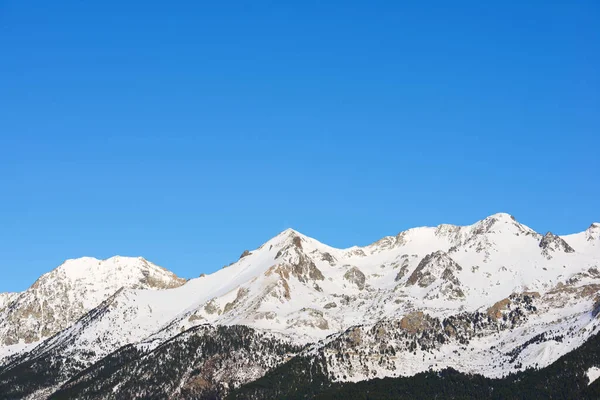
[1,1,598,292]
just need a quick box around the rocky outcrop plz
[239,250,252,259]
[593,296,600,318]
[321,252,336,265]
[486,292,539,322]
[394,258,410,282]
[407,251,462,287]
[405,251,464,299]
[539,232,575,259]
[399,311,436,334]
[343,267,366,290]
[275,233,324,283]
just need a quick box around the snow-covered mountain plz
[1,213,599,399]
[0,256,186,361]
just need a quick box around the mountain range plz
[1,213,600,399]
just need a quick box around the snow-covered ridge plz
[0,255,186,359]
[1,212,599,396]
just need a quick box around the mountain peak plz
[479,212,519,227]
[259,228,313,252]
[488,212,516,221]
[55,256,166,280]
[469,212,533,236]
[0,256,186,347]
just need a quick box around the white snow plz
[587,366,600,385]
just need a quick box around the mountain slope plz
[0,256,186,361]
[229,325,600,400]
[49,325,302,400]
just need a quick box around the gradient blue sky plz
[1,1,599,292]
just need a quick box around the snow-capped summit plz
[0,256,186,352]
[561,222,600,253]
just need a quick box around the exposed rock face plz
[239,250,252,259]
[0,256,186,346]
[487,298,511,319]
[399,311,435,334]
[486,292,539,322]
[321,252,336,265]
[394,258,410,282]
[318,294,543,383]
[275,233,324,283]
[407,251,462,287]
[405,251,464,299]
[539,232,575,259]
[292,254,325,282]
[343,267,366,290]
[292,236,303,249]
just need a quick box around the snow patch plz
[586,366,600,386]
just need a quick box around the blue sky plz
[1,1,598,292]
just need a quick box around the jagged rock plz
[407,251,462,288]
[292,254,324,282]
[239,250,252,259]
[204,299,221,315]
[394,259,410,281]
[593,296,600,318]
[343,267,366,290]
[274,235,325,283]
[539,232,575,259]
[321,252,336,265]
[324,302,337,309]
